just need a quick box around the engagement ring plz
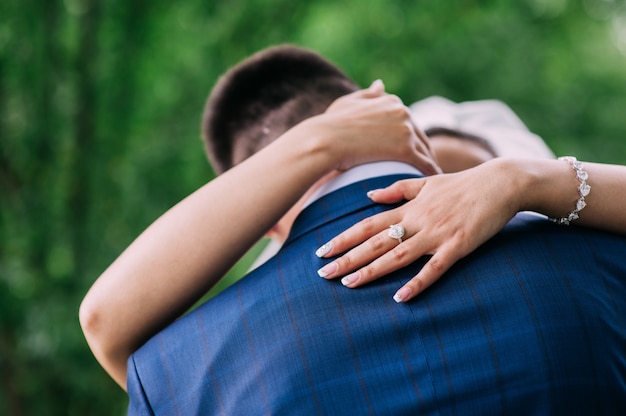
[388,224,405,244]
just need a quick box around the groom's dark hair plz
[202,45,359,174]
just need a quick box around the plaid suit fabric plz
[128,174,626,415]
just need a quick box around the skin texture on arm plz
[78,82,440,389]
[317,157,626,302]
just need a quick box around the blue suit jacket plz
[127,174,626,415]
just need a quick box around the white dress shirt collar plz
[303,161,423,208]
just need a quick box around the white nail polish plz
[341,271,359,286]
[315,242,333,258]
[393,287,411,303]
[366,189,382,199]
[317,262,338,278]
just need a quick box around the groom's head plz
[202,45,358,174]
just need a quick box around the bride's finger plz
[366,178,427,204]
[409,121,442,176]
[316,224,410,280]
[392,246,461,303]
[314,211,401,258]
[412,152,442,176]
[339,233,430,289]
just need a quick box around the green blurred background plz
[2,0,626,414]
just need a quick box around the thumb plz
[358,79,385,98]
[366,178,425,203]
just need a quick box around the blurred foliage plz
[2,0,626,414]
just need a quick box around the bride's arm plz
[79,83,440,389]
[316,157,626,302]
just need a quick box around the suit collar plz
[284,173,422,246]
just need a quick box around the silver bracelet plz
[551,156,591,225]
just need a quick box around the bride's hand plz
[311,80,441,176]
[315,158,525,302]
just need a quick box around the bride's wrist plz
[279,116,344,174]
[482,158,533,214]
[512,157,581,219]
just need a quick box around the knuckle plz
[399,121,413,136]
[391,105,409,119]
[335,255,352,271]
[395,179,412,189]
[426,257,446,274]
[359,217,378,234]
[367,233,386,251]
[358,265,375,282]
[390,244,411,263]
[408,277,426,293]
[454,230,470,251]
[387,94,403,104]
[451,226,467,241]
[360,260,387,284]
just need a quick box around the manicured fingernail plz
[341,271,360,287]
[317,262,338,278]
[393,286,412,303]
[367,189,382,199]
[315,242,333,258]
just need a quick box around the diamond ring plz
[388,224,405,244]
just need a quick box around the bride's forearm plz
[511,158,626,234]
[79,119,341,389]
[79,83,441,389]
